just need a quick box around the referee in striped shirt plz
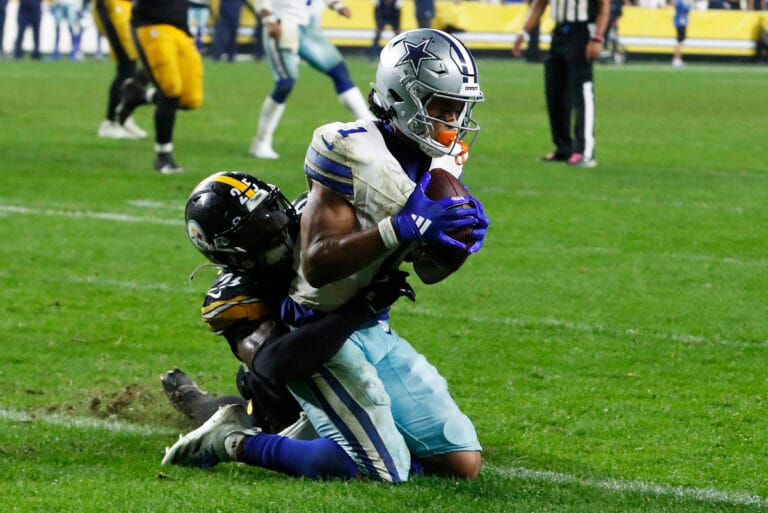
[513,0,609,168]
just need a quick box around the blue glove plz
[392,172,479,250]
[466,195,490,254]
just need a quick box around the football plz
[412,168,474,284]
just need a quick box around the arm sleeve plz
[251,299,371,382]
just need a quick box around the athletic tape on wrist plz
[378,217,400,249]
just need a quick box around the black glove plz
[363,270,416,314]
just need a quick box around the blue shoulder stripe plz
[304,146,354,198]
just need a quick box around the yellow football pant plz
[93,0,137,63]
[133,24,203,109]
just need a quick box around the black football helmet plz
[184,172,298,274]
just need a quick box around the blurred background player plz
[0,0,8,58]
[672,0,691,67]
[513,0,609,168]
[248,0,374,160]
[13,0,42,60]
[521,0,541,63]
[50,0,83,60]
[600,0,627,64]
[370,0,401,61]
[414,0,433,28]
[123,0,205,174]
[92,0,149,139]
[211,0,242,61]
[187,0,210,53]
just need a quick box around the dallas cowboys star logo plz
[396,39,439,75]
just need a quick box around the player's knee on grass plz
[420,450,482,480]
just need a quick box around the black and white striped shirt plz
[549,0,599,23]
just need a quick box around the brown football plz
[412,168,473,284]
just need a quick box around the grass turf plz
[0,56,766,512]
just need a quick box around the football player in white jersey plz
[282,27,489,482]
[248,0,374,159]
[50,0,83,60]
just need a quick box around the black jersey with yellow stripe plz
[131,0,191,32]
[202,271,274,335]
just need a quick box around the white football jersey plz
[289,120,424,311]
[256,0,311,26]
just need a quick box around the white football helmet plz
[371,29,484,158]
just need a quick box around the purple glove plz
[466,195,490,254]
[392,173,479,250]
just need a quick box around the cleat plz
[154,152,184,174]
[161,404,260,467]
[98,120,139,140]
[122,116,147,138]
[249,138,279,160]
[566,152,584,165]
[116,78,148,124]
[161,368,217,422]
[541,151,570,163]
[566,152,598,168]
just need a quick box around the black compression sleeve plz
[250,299,372,383]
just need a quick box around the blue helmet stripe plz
[435,31,478,85]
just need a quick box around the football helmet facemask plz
[371,28,484,158]
[185,172,298,274]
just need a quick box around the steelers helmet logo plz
[186,219,210,252]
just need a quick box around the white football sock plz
[338,87,375,120]
[254,96,286,145]
[155,142,173,154]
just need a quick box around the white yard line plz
[0,262,762,348]
[2,201,763,268]
[488,465,768,507]
[0,408,176,437]
[504,244,768,268]
[0,204,182,226]
[513,189,750,214]
[127,199,184,211]
[405,308,768,350]
[0,408,763,507]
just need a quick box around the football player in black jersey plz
[160,171,414,479]
[119,0,207,174]
[92,0,151,139]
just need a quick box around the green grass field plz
[1,56,767,512]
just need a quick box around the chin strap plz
[188,262,224,283]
